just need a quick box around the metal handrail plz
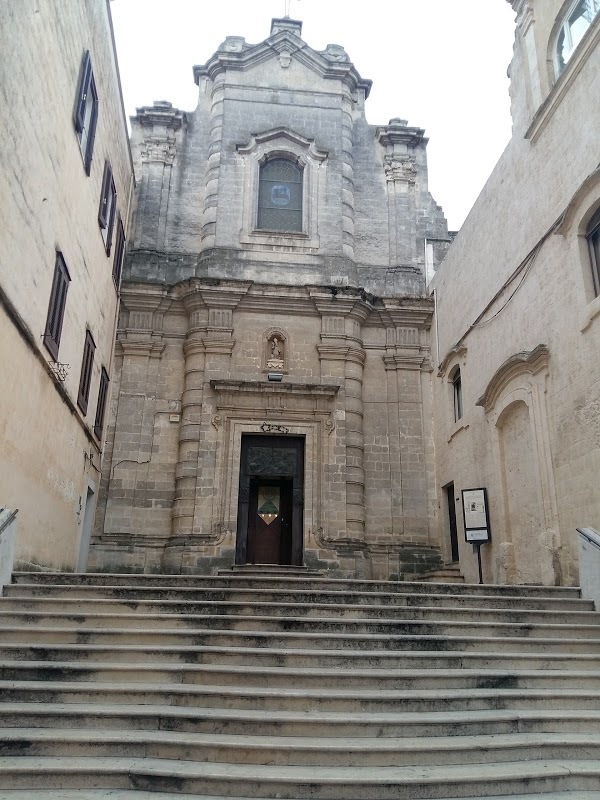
[577,527,600,551]
[0,509,18,539]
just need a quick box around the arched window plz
[587,206,600,296]
[555,0,599,75]
[451,367,463,422]
[257,158,303,232]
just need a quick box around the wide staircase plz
[0,568,599,799]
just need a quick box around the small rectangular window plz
[74,51,98,175]
[112,215,126,288]
[77,329,96,414]
[99,161,117,255]
[453,369,463,422]
[93,367,110,440]
[43,252,71,361]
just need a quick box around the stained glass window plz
[257,158,303,232]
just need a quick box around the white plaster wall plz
[0,0,132,570]
[431,8,600,585]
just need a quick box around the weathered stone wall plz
[92,18,448,579]
[431,1,600,585]
[0,0,132,570]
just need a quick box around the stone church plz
[91,17,451,579]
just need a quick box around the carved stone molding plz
[140,137,177,165]
[477,344,550,413]
[383,156,418,184]
[438,344,468,377]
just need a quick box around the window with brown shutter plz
[98,161,117,255]
[74,50,98,176]
[93,367,109,439]
[43,252,71,361]
[112,215,126,288]
[77,329,96,414]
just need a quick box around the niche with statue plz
[263,329,288,373]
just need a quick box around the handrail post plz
[0,508,18,596]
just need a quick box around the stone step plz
[10,572,583,598]
[0,793,599,800]
[0,755,598,797]
[3,641,600,669]
[0,597,600,626]
[420,565,465,584]
[5,583,592,611]
[4,660,600,690]
[2,728,600,767]
[2,680,600,713]
[3,607,599,631]
[2,702,599,738]
[1,624,598,652]
[4,611,600,640]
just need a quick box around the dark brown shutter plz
[77,329,96,414]
[105,182,117,255]
[84,77,98,176]
[74,51,92,133]
[93,367,109,439]
[98,162,112,228]
[43,253,71,360]
[112,216,126,287]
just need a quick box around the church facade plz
[90,18,451,579]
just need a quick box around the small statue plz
[267,336,285,369]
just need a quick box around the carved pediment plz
[194,28,372,98]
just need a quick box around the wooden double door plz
[236,435,304,566]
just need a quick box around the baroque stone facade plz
[91,18,450,578]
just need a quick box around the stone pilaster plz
[341,93,355,261]
[378,301,434,545]
[131,101,184,251]
[201,81,224,249]
[377,118,424,270]
[312,290,370,550]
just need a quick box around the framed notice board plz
[461,488,491,544]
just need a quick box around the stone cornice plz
[116,340,165,359]
[133,101,185,132]
[476,344,550,412]
[210,380,340,398]
[377,118,427,149]
[317,344,366,365]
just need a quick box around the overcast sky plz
[110,0,516,230]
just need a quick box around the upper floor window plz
[43,252,70,361]
[452,367,463,422]
[587,207,600,296]
[99,161,117,255]
[112,215,126,289]
[257,158,303,233]
[77,329,96,415]
[556,0,600,74]
[74,51,98,175]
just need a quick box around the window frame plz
[43,252,71,361]
[77,329,96,415]
[93,366,110,440]
[256,157,304,234]
[554,0,600,76]
[98,161,117,255]
[452,367,463,423]
[73,50,98,176]
[112,215,126,289]
[587,207,600,296]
